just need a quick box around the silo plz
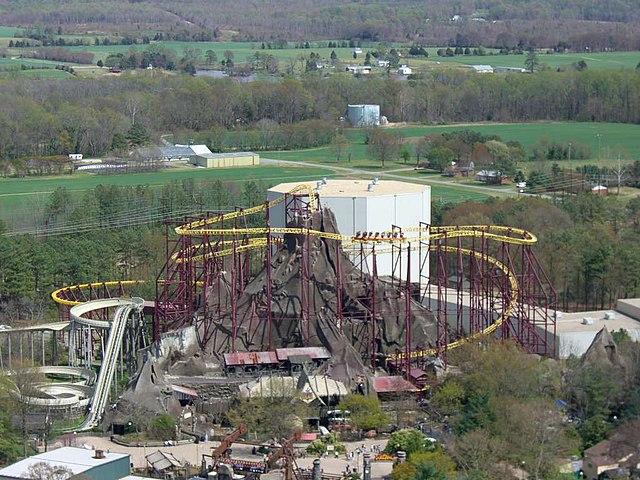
[347,104,380,127]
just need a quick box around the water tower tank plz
[347,104,380,127]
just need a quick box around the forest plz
[2,0,640,49]
[1,69,640,162]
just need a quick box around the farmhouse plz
[398,65,413,75]
[443,165,474,178]
[476,169,510,184]
[345,65,372,75]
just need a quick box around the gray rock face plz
[581,326,628,372]
[203,207,439,384]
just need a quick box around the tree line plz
[3,0,640,48]
[1,70,640,162]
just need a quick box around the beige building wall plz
[195,153,260,168]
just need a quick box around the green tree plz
[227,393,309,440]
[400,144,411,164]
[525,49,539,73]
[148,413,176,439]
[384,428,429,456]
[414,462,448,480]
[432,380,465,415]
[205,49,218,65]
[427,146,456,172]
[456,391,496,435]
[111,132,128,152]
[486,140,517,176]
[338,394,388,431]
[125,123,150,147]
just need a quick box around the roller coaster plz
[47,183,555,419]
[9,298,144,431]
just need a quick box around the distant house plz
[476,169,510,184]
[471,64,494,73]
[376,59,390,68]
[583,419,640,479]
[352,48,363,54]
[68,153,83,161]
[345,65,371,75]
[398,65,413,75]
[443,165,474,178]
[591,185,608,196]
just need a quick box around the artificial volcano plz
[203,207,439,381]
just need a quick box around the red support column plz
[265,202,273,350]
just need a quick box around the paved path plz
[68,436,393,478]
[260,158,517,196]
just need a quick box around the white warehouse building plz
[537,298,640,358]
[267,179,431,281]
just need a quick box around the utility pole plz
[596,133,602,160]
[615,154,626,195]
[568,142,572,193]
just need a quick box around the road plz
[68,435,394,478]
[260,158,519,196]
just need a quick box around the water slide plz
[70,297,144,430]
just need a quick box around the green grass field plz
[416,49,640,71]
[0,165,338,196]
[0,161,491,224]
[0,165,337,214]
[343,122,640,158]
[6,36,639,72]
[0,26,23,37]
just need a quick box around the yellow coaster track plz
[52,185,538,359]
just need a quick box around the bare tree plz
[6,364,45,457]
[612,155,628,194]
[26,461,74,480]
[332,134,348,162]
[367,130,401,169]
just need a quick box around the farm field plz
[0,161,491,228]
[267,122,640,173]
[0,165,337,197]
[345,121,640,157]
[2,29,639,73]
[0,165,336,216]
[415,49,640,71]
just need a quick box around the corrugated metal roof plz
[171,384,198,397]
[223,351,279,366]
[275,347,331,361]
[146,450,182,472]
[160,146,194,157]
[372,376,418,393]
[199,151,257,158]
[408,368,428,380]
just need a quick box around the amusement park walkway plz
[73,435,393,478]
